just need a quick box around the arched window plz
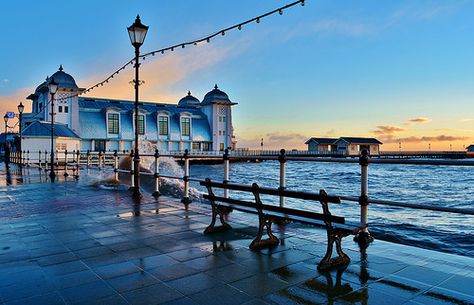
[157,111,170,137]
[107,111,120,134]
[180,112,192,138]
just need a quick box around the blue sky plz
[1,0,473,150]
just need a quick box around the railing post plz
[223,148,230,198]
[130,150,135,189]
[75,150,80,178]
[38,150,42,170]
[55,150,59,171]
[153,149,161,197]
[98,151,103,170]
[26,150,30,167]
[354,149,374,245]
[279,149,287,208]
[45,151,48,172]
[113,150,119,181]
[181,149,191,205]
[86,150,90,168]
[64,150,69,177]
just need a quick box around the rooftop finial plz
[187,90,191,96]
[45,75,49,81]
[59,64,63,71]
[214,84,218,90]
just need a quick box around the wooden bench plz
[200,178,367,270]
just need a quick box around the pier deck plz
[0,167,473,305]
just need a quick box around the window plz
[137,115,145,135]
[222,116,226,122]
[108,113,119,134]
[39,103,42,111]
[222,130,225,136]
[219,116,222,122]
[158,116,169,136]
[181,117,190,137]
[219,143,224,151]
[58,106,62,113]
[56,143,66,151]
[202,143,210,151]
[192,142,200,150]
[65,106,69,113]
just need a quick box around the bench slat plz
[199,181,341,204]
[203,194,345,224]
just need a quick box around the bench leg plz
[204,205,232,234]
[249,217,280,251]
[318,231,350,271]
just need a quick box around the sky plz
[1,0,473,151]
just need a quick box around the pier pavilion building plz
[21,66,237,153]
[305,137,382,156]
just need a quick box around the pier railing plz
[7,148,474,242]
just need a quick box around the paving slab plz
[0,166,473,304]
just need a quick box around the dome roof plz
[50,65,79,90]
[35,65,79,93]
[201,84,236,106]
[178,91,201,107]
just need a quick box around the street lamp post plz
[3,114,8,134]
[127,15,149,197]
[48,78,58,181]
[17,102,24,165]
[3,114,9,165]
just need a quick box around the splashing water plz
[82,140,203,201]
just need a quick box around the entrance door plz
[94,140,106,152]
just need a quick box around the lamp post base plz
[181,197,191,205]
[354,231,374,247]
[132,187,142,199]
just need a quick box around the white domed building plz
[21,66,237,153]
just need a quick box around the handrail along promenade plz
[7,148,474,243]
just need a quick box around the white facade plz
[22,67,238,153]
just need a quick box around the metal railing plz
[7,148,474,243]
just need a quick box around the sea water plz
[184,160,474,257]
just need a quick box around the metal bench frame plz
[201,178,366,270]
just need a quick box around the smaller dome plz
[201,84,234,105]
[178,91,201,107]
[50,65,79,90]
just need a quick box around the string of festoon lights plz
[29,0,305,122]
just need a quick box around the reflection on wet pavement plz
[0,165,473,304]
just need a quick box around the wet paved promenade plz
[0,167,473,305]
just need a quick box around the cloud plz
[380,134,468,143]
[373,125,405,135]
[237,132,309,150]
[81,44,234,103]
[0,87,33,132]
[0,79,9,88]
[404,117,432,125]
[309,19,373,37]
[325,129,336,136]
[460,118,474,123]
[266,132,307,143]
[280,2,463,41]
